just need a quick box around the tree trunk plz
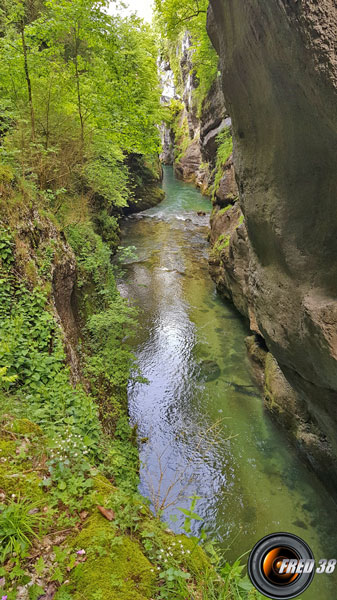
[73,25,84,151]
[21,22,35,141]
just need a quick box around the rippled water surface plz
[119,166,337,599]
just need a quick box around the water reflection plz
[120,167,337,599]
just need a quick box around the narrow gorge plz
[0,1,336,599]
[159,0,337,500]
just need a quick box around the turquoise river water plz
[119,166,337,599]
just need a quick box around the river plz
[119,166,337,599]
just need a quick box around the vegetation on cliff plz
[155,0,219,174]
[155,0,235,203]
[155,0,218,112]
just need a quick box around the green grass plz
[0,498,43,562]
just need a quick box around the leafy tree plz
[154,0,207,37]
[0,0,162,208]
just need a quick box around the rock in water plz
[197,359,221,382]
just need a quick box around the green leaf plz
[238,576,254,591]
[35,556,46,576]
[178,508,202,520]
[51,566,64,584]
[29,583,45,600]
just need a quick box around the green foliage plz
[93,209,120,247]
[85,299,135,387]
[0,498,42,562]
[0,228,15,269]
[216,128,233,167]
[0,222,141,595]
[162,99,184,127]
[0,285,64,390]
[178,494,203,534]
[174,116,191,163]
[198,559,263,599]
[101,414,139,491]
[0,0,162,210]
[0,222,138,497]
[105,489,148,534]
[0,366,18,389]
[0,229,102,457]
[212,127,233,200]
[44,429,95,515]
[66,222,115,292]
[138,496,262,599]
[212,233,230,256]
[66,222,137,392]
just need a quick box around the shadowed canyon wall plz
[207,0,337,493]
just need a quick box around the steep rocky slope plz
[207,0,337,494]
[160,33,234,197]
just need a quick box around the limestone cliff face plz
[207,0,337,492]
[163,33,231,192]
[172,34,203,182]
[200,78,227,165]
[160,123,175,165]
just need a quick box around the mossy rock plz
[63,513,156,600]
[0,462,43,500]
[176,534,210,575]
[11,418,43,436]
[0,438,17,459]
[197,359,221,382]
[92,473,115,497]
[127,185,165,213]
[0,421,45,500]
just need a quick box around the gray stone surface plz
[207,0,337,492]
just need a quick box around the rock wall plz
[123,154,165,214]
[160,123,175,165]
[172,34,204,182]
[163,33,232,193]
[200,78,227,165]
[159,59,176,165]
[207,0,337,494]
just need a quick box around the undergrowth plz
[0,217,260,598]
